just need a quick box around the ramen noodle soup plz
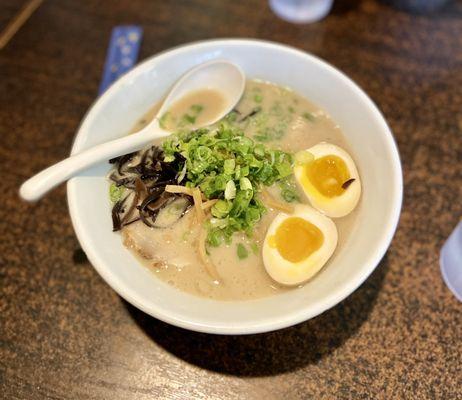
[108,80,362,300]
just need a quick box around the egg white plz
[294,142,361,218]
[263,204,338,286]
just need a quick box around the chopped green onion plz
[245,207,261,225]
[282,188,299,202]
[224,158,235,175]
[109,183,125,204]
[224,180,236,200]
[254,144,265,158]
[159,111,171,129]
[181,114,196,124]
[302,112,316,122]
[276,162,292,178]
[191,104,204,114]
[161,123,295,246]
[237,243,249,260]
[240,177,252,191]
[209,218,229,230]
[226,111,238,122]
[208,228,223,247]
[278,176,300,203]
[238,165,249,178]
[196,146,212,161]
[211,200,232,218]
[230,189,252,217]
[254,94,263,103]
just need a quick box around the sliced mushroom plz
[108,145,190,230]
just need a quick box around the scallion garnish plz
[161,122,296,246]
[237,243,249,260]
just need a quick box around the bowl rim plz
[67,38,403,334]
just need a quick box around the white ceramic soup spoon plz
[20,60,245,202]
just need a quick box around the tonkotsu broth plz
[120,80,360,301]
[160,88,226,131]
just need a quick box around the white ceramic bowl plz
[68,39,402,334]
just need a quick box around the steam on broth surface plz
[109,80,361,301]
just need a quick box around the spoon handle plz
[20,125,167,202]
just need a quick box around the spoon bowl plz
[157,60,245,124]
[19,59,245,202]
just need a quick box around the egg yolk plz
[305,155,350,197]
[269,217,324,263]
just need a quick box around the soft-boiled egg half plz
[263,204,337,285]
[294,143,361,218]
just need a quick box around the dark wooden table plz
[2,0,461,398]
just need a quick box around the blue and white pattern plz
[99,25,143,94]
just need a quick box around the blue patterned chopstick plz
[99,25,143,95]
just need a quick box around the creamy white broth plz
[160,88,226,131]
[120,80,359,301]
